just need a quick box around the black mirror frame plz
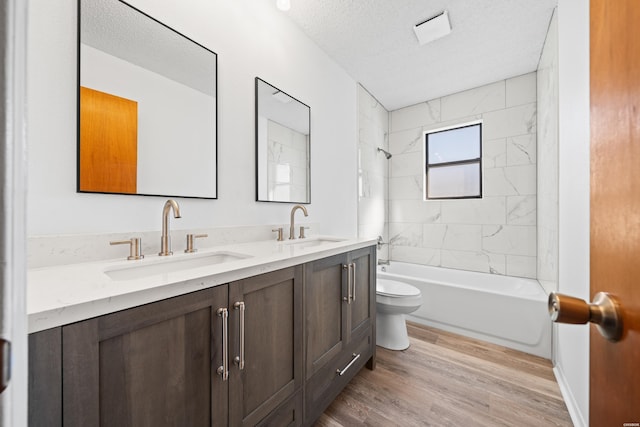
[254,77,311,204]
[76,0,219,199]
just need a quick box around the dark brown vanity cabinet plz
[29,266,303,427]
[303,246,376,424]
[28,247,375,427]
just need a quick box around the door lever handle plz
[548,292,623,342]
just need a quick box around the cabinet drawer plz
[304,331,373,424]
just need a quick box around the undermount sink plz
[283,237,346,249]
[105,251,252,281]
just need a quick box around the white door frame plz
[0,0,28,425]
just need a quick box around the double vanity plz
[28,228,377,426]
[32,0,365,423]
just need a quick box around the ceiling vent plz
[413,10,451,45]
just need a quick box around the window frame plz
[423,120,483,200]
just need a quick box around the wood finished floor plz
[315,322,573,427]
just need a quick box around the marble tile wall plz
[388,73,538,278]
[266,120,309,202]
[537,10,559,293]
[357,84,390,260]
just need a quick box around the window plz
[424,122,482,199]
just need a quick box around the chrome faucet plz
[289,205,308,240]
[159,199,181,256]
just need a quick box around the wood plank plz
[28,328,62,427]
[407,322,555,381]
[316,323,572,427]
[62,318,100,427]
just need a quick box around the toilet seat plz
[377,278,421,298]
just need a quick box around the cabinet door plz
[346,246,375,344]
[228,266,303,426]
[304,253,349,380]
[29,327,62,427]
[62,286,228,427]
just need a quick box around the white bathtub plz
[378,262,551,358]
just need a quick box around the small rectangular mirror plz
[78,0,218,198]
[255,78,310,204]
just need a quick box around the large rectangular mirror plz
[78,0,217,198]
[255,78,310,203]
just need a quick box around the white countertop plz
[28,236,376,333]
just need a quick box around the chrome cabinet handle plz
[336,353,361,376]
[548,292,623,342]
[233,301,245,370]
[351,262,356,303]
[342,264,351,304]
[216,308,229,380]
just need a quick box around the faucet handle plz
[185,234,208,253]
[110,237,144,260]
[299,226,310,239]
[272,228,284,242]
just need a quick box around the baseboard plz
[553,365,587,427]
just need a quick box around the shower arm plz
[377,147,392,159]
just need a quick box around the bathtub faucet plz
[377,259,390,266]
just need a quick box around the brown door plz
[590,0,640,424]
[79,86,138,194]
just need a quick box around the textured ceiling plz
[81,0,216,96]
[280,0,557,111]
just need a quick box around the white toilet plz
[376,278,423,350]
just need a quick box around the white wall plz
[555,1,590,426]
[27,0,357,237]
[2,1,28,425]
[387,74,538,278]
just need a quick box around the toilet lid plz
[377,279,421,297]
